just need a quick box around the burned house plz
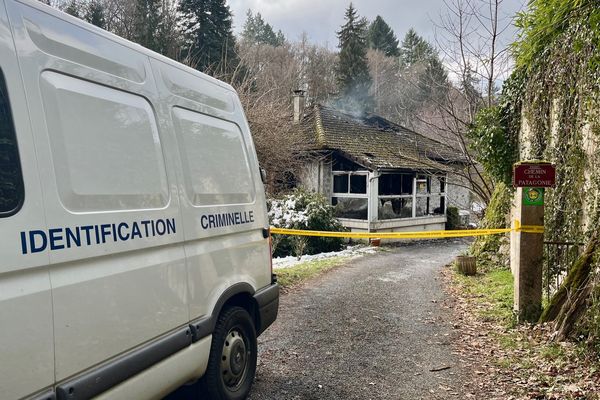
[293,94,471,233]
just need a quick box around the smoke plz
[324,87,371,118]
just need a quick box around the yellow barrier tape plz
[270,223,544,240]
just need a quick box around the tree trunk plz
[539,230,599,338]
[554,281,593,341]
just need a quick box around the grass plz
[275,256,350,288]
[454,267,516,327]
[451,265,600,398]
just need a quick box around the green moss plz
[540,235,598,322]
[510,0,600,347]
[470,182,513,269]
[540,343,565,361]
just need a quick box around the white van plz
[0,0,279,398]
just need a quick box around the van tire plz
[203,306,257,400]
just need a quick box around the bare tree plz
[295,33,339,106]
[436,0,513,108]
[367,48,399,117]
[222,42,309,194]
[398,0,517,205]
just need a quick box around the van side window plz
[0,69,24,217]
[172,107,255,206]
[40,72,170,212]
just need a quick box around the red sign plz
[513,163,556,188]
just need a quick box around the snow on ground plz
[273,245,378,270]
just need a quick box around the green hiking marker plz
[523,187,544,206]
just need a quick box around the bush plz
[268,189,345,257]
[446,206,460,230]
[470,182,513,269]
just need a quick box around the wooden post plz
[456,255,477,276]
[511,187,544,322]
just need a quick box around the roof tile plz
[299,105,464,171]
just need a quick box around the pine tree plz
[179,0,238,75]
[242,10,285,47]
[64,0,80,18]
[336,3,373,112]
[367,16,399,57]
[155,0,181,59]
[132,0,161,52]
[398,28,448,100]
[84,0,106,29]
[398,28,434,68]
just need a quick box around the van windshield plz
[0,69,24,216]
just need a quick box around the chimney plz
[293,90,306,123]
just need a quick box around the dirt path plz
[249,240,470,400]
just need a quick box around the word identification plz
[21,218,176,254]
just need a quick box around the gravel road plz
[249,239,470,400]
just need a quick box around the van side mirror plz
[260,168,267,184]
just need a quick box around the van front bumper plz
[254,282,279,336]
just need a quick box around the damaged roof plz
[298,104,465,171]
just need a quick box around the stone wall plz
[297,155,333,203]
[447,173,473,212]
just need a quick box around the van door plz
[5,0,190,392]
[149,59,272,323]
[0,1,54,398]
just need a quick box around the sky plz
[227,0,528,50]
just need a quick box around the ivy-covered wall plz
[515,0,600,243]
[510,0,600,341]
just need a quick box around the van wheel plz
[203,306,257,400]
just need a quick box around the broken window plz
[378,198,413,220]
[332,197,368,220]
[378,173,446,219]
[378,173,414,195]
[332,169,368,220]
[415,174,446,217]
[350,174,367,194]
[333,172,367,195]
[333,174,348,193]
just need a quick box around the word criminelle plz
[201,211,255,230]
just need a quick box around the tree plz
[367,16,399,57]
[64,0,80,17]
[85,0,107,29]
[367,48,398,117]
[178,0,238,75]
[242,10,285,47]
[436,0,511,108]
[336,3,373,112]
[398,28,448,93]
[154,0,182,59]
[394,29,449,126]
[399,28,435,68]
[132,0,161,51]
[406,0,514,204]
[297,34,338,105]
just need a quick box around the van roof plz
[14,0,237,94]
